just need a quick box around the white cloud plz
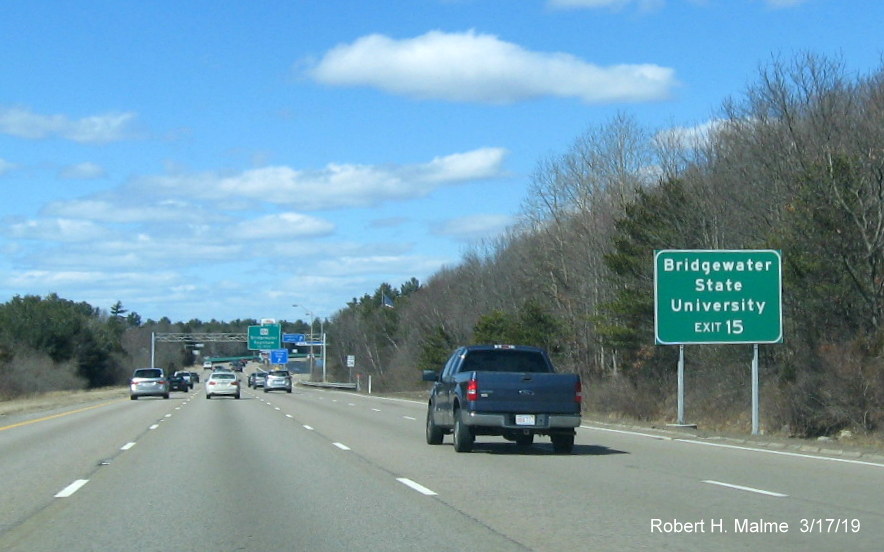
[9,229,245,271]
[654,119,725,149]
[313,254,448,277]
[0,158,16,176]
[42,198,199,223]
[1,146,510,320]
[59,162,107,180]
[2,218,108,242]
[306,30,676,104]
[143,147,508,210]
[232,212,335,240]
[0,106,138,143]
[3,270,187,311]
[433,214,514,241]
[421,148,510,182]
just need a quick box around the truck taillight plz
[466,378,478,401]
[575,380,583,403]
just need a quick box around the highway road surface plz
[1,381,882,551]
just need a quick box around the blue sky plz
[0,0,880,323]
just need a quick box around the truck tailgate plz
[469,372,580,414]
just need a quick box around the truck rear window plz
[461,351,549,373]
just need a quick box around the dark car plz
[169,373,190,392]
[173,371,194,389]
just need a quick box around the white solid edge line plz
[309,388,422,406]
[581,425,671,440]
[581,424,884,468]
[702,480,788,497]
[397,478,438,496]
[677,438,884,468]
[55,479,89,498]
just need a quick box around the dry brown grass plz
[0,387,128,418]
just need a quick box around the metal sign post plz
[752,344,760,435]
[677,345,685,426]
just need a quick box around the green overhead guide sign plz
[248,324,281,350]
[654,250,783,345]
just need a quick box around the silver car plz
[130,368,169,400]
[263,370,292,393]
[206,371,240,399]
[249,370,267,389]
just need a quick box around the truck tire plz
[426,406,444,445]
[453,409,473,453]
[551,433,574,454]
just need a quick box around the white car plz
[205,371,240,399]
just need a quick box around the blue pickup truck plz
[422,345,582,453]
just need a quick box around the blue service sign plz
[283,333,306,343]
[270,349,289,364]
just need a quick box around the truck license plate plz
[515,415,535,426]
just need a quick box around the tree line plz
[0,295,314,397]
[328,53,884,438]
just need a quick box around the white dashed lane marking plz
[55,479,89,498]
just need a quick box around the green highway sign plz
[248,324,281,350]
[654,250,783,345]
